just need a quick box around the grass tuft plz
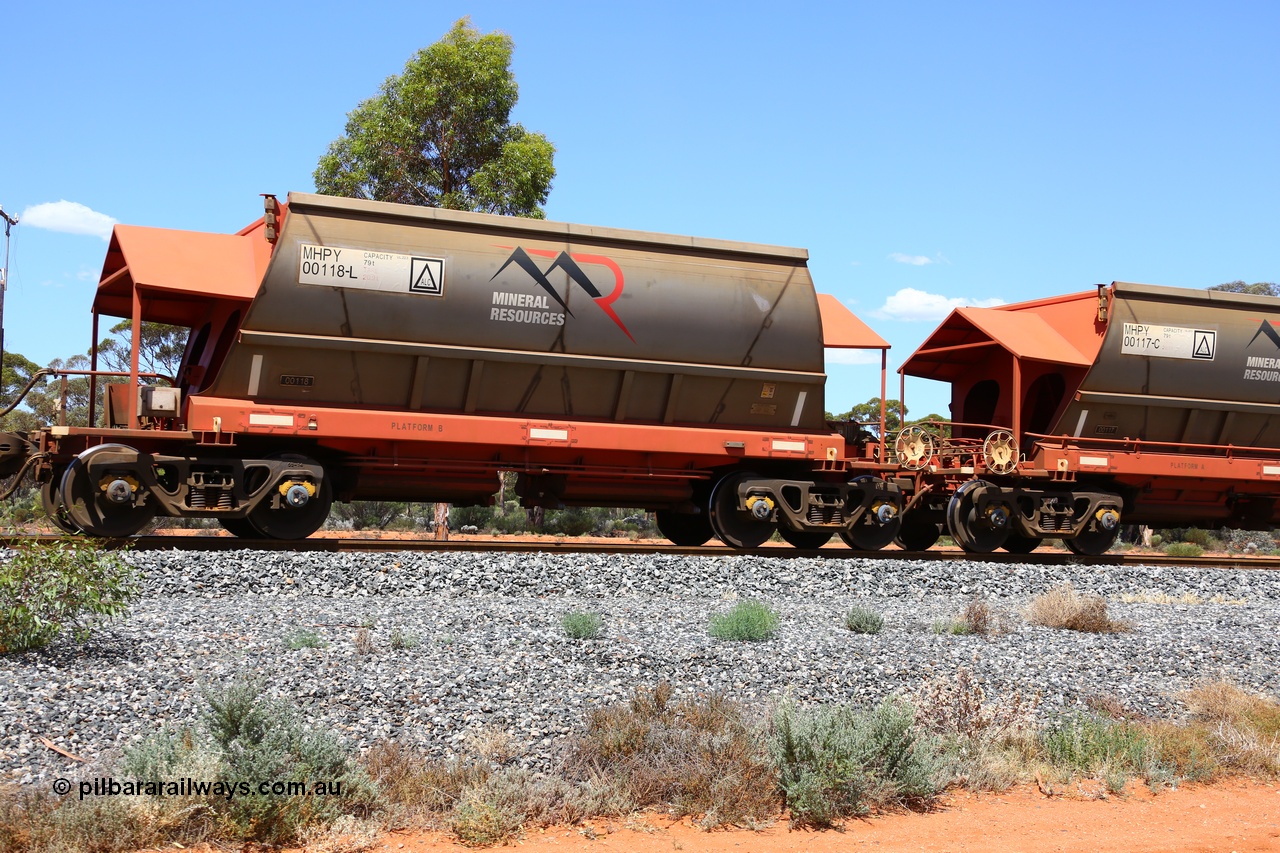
[844,606,884,634]
[1164,542,1205,557]
[708,600,779,641]
[561,610,604,640]
[284,628,328,649]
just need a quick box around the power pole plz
[0,205,17,373]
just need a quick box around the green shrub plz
[561,610,603,640]
[1149,534,1164,547]
[1035,712,1220,789]
[771,698,941,826]
[1164,542,1204,558]
[708,600,779,641]
[1182,527,1216,548]
[543,508,603,537]
[120,682,374,846]
[1039,714,1150,775]
[450,504,496,531]
[488,511,530,535]
[0,538,139,654]
[845,606,884,634]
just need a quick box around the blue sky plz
[2,0,1276,419]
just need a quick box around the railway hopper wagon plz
[2,193,905,547]
[893,282,1280,555]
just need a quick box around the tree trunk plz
[433,503,450,540]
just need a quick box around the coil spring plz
[808,504,842,525]
[1038,515,1074,533]
[188,486,234,509]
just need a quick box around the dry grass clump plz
[913,667,1038,742]
[565,682,777,828]
[911,667,1040,791]
[362,741,600,846]
[1025,584,1130,633]
[1183,681,1280,774]
[932,599,1012,636]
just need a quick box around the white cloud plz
[872,287,1005,322]
[825,348,883,365]
[21,200,116,240]
[888,252,933,266]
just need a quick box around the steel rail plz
[2,533,1277,570]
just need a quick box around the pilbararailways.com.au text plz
[55,777,346,801]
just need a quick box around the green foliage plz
[561,610,603,640]
[1164,542,1205,557]
[844,606,884,634]
[543,507,601,537]
[1210,280,1280,297]
[450,504,496,531]
[94,319,188,380]
[315,17,556,217]
[828,397,906,437]
[0,538,139,654]
[0,351,42,432]
[284,628,327,650]
[708,600,780,641]
[771,698,941,826]
[330,500,407,531]
[1035,713,1219,786]
[0,351,94,431]
[120,682,374,845]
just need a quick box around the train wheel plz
[219,517,263,539]
[60,445,156,538]
[246,455,332,540]
[40,471,82,535]
[946,480,1009,554]
[1002,534,1040,554]
[655,510,713,546]
[778,527,833,549]
[1064,521,1120,556]
[839,475,903,551]
[839,514,903,551]
[894,512,941,551]
[708,471,775,549]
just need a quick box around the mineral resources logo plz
[490,247,634,341]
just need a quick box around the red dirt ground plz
[348,780,1279,853]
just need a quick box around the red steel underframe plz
[44,397,888,505]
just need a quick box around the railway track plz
[3,532,1277,570]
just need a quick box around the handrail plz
[0,369,173,421]
[1025,431,1280,459]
